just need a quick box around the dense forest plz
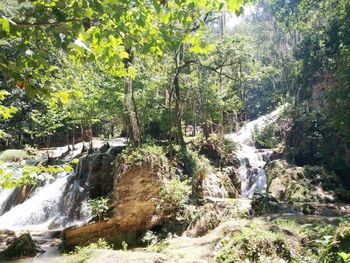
[0,0,350,262]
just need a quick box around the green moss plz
[0,233,37,260]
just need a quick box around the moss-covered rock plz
[0,233,37,260]
[214,220,299,263]
[251,194,281,215]
[266,160,343,203]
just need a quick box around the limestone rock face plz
[193,168,239,203]
[62,161,170,251]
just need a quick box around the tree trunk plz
[192,98,196,136]
[174,51,186,149]
[123,48,141,147]
[168,86,174,159]
[46,133,50,159]
[72,126,75,150]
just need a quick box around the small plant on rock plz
[160,178,191,211]
[66,238,112,263]
[88,197,109,222]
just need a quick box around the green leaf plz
[0,17,10,33]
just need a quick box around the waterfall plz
[226,105,286,198]
[0,169,89,231]
[0,138,126,231]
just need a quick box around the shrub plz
[118,144,169,171]
[88,197,109,222]
[215,223,293,262]
[178,148,201,177]
[160,178,191,210]
[252,123,279,149]
[304,165,340,191]
[24,144,38,156]
[300,218,350,263]
[222,138,237,154]
[142,231,170,253]
[66,239,112,263]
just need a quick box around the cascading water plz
[0,168,89,231]
[226,105,286,198]
[0,138,126,231]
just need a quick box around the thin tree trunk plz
[46,133,50,159]
[168,86,175,159]
[123,48,141,147]
[192,98,196,137]
[72,126,75,150]
[174,51,186,149]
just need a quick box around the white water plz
[226,105,286,198]
[0,138,127,231]
[0,170,88,231]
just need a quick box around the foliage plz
[252,123,279,149]
[300,217,350,263]
[177,148,202,177]
[88,197,109,222]
[0,163,72,188]
[215,222,293,263]
[0,90,17,138]
[304,165,340,191]
[160,178,191,210]
[118,144,169,171]
[66,239,112,263]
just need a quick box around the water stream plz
[226,106,286,198]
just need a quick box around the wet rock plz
[76,152,115,199]
[48,216,69,230]
[221,153,240,168]
[223,166,241,192]
[99,143,110,153]
[301,204,316,215]
[0,233,37,260]
[0,185,35,215]
[107,145,126,156]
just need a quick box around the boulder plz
[266,159,336,202]
[62,160,171,251]
[0,233,37,260]
[192,167,239,203]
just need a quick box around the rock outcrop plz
[192,166,239,203]
[0,233,37,260]
[62,151,171,250]
[266,159,339,202]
